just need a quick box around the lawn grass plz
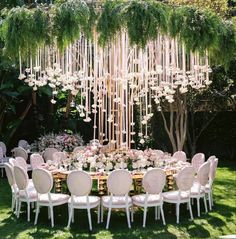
[0,160,235,239]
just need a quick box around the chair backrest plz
[73,146,85,154]
[209,158,218,183]
[9,158,16,166]
[0,147,3,162]
[207,155,216,164]
[30,153,44,170]
[13,147,28,161]
[18,139,29,150]
[32,168,53,194]
[43,148,59,162]
[52,151,67,162]
[14,166,29,190]
[197,161,210,186]
[67,170,92,196]
[191,153,205,172]
[107,169,132,196]
[0,141,7,156]
[5,163,15,186]
[176,166,195,191]
[15,156,27,172]
[142,168,166,194]
[173,151,187,162]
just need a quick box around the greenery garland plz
[53,0,91,50]
[122,0,169,48]
[2,6,49,58]
[0,1,235,66]
[211,21,236,67]
[96,0,125,46]
[169,7,221,52]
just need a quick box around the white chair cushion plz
[19,186,37,200]
[68,196,100,208]
[39,193,69,204]
[102,195,132,207]
[163,191,190,202]
[190,182,205,195]
[132,194,162,206]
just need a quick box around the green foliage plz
[0,1,235,66]
[122,0,169,47]
[211,21,236,67]
[53,0,91,50]
[97,0,125,46]
[2,6,49,58]
[169,7,221,51]
[168,0,229,17]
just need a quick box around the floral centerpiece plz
[71,146,177,172]
[33,131,84,152]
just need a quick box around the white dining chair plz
[18,139,30,150]
[52,151,67,163]
[43,148,59,162]
[5,163,19,212]
[163,166,195,224]
[0,142,10,177]
[12,147,28,161]
[67,170,100,230]
[173,151,187,162]
[30,153,45,170]
[101,169,133,229]
[207,155,216,164]
[32,168,70,227]
[191,153,205,173]
[15,156,32,171]
[0,147,6,177]
[14,166,37,221]
[190,161,210,216]
[73,146,85,154]
[205,158,218,210]
[132,168,166,227]
[0,141,7,157]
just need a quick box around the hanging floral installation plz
[1,0,235,150]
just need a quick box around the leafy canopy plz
[0,0,235,66]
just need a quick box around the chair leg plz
[101,204,104,223]
[72,208,74,223]
[176,203,180,224]
[1,168,3,178]
[126,206,131,229]
[34,204,40,225]
[17,201,22,218]
[155,206,157,220]
[131,206,134,223]
[97,204,100,224]
[11,195,14,211]
[197,198,200,217]
[50,206,54,228]
[48,207,51,219]
[15,197,18,215]
[27,202,30,222]
[211,191,214,207]
[143,206,147,228]
[106,207,112,229]
[208,192,212,210]
[87,208,92,231]
[160,205,166,225]
[67,205,73,228]
[204,195,208,213]
[188,201,194,221]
